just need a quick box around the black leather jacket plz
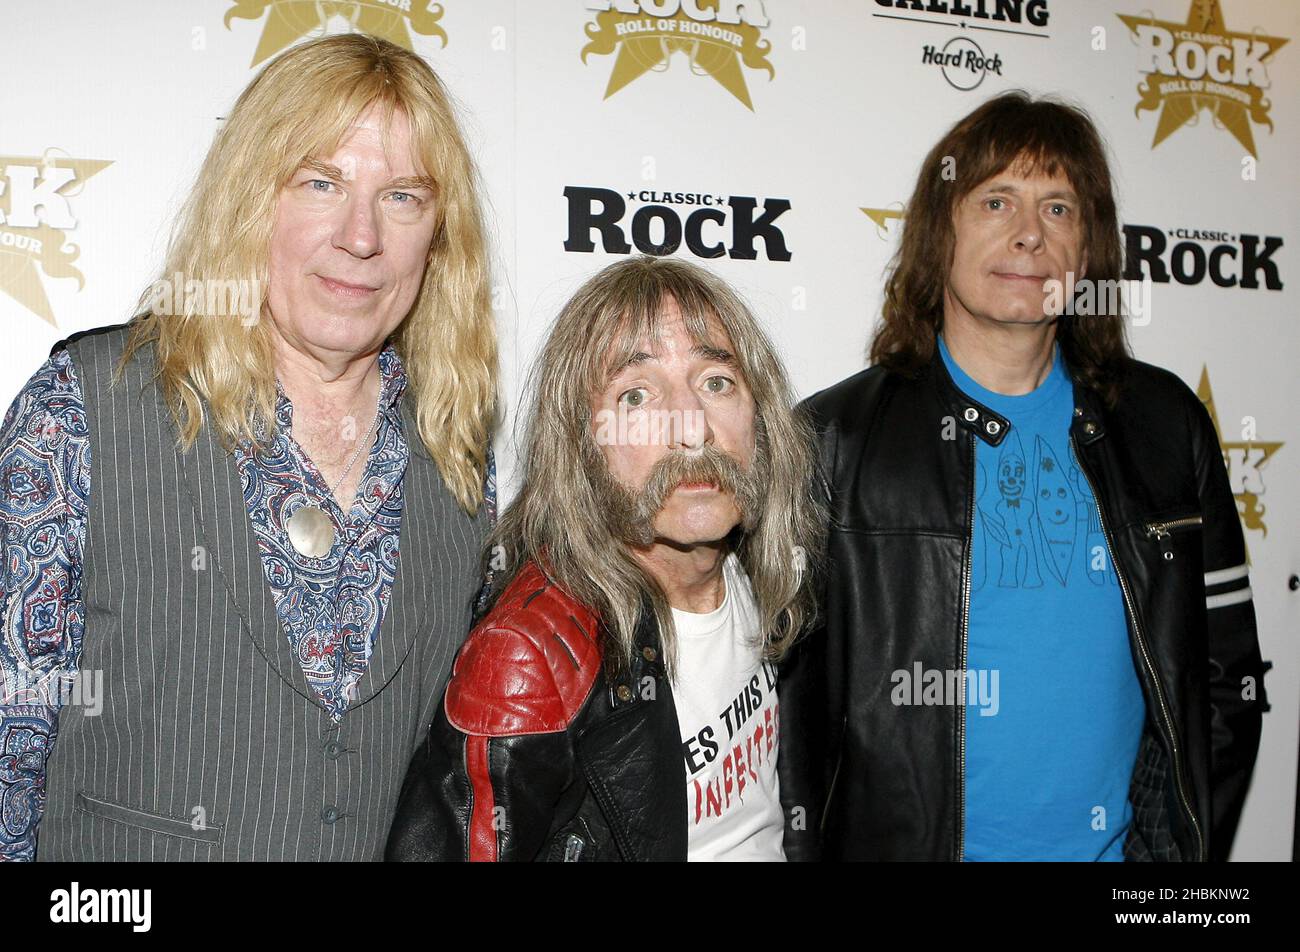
[778,350,1268,862]
[385,561,689,861]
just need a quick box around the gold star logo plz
[1197,365,1283,557]
[1118,1,1288,157]
[0,151,112,328]
[581,4,774,110]
[225,0,447,68]
[861,205,904,239]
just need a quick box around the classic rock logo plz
[1124,224,1283,290]
[1198,366,1283,548]
[564,186,791,261]
[1117,0,1289,157]
[225,0,447,67]
[581,0,774,109]
[0,151,112,328]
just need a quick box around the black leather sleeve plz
[385,713,465,861]
[386,700,578,862]
[480,729,579,861]
[1188,394,1268,861]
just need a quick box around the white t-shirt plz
[672,553,785,862]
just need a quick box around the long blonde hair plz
[121,33,496,513]
[488,256,826,677]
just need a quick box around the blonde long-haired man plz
[387,256,826,861]
[0,35,496,860]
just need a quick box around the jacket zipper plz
[1144,515,1203,561]
[1072,434,1205,861]
[956,435,975,862]
[562,833,585,862]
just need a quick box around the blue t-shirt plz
[938,335,1145,861]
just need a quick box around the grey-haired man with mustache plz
[387,255,825,862]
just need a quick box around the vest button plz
[322,806,340,824]
[641,646,657,662]
[324,740,344,759]
[985,420,1001,436]
[963,407,979,422]
[615,684,633,702]
[1084,421,1098,436]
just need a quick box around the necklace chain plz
[283,379,383,560]
[324,396,382,501]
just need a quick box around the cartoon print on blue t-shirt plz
[1067,440,1118,587]
[1034,435,1077,585]
[992,432,1042,588]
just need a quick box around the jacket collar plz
[926,345,1109,449]
[1069,376,1108,448]
[606,594,667,710]
[927,347,1011,448]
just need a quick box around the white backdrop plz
[2,0,1296,860]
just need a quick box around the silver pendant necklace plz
[285,395,381,560]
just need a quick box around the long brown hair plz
[488,256,826,677]
[120,33,496,514]
[871,91,1130,404]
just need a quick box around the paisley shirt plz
[240,344,410,721]
[0,342,493,859]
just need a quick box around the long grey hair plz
[485,256,827,678]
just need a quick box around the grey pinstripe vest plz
[36,324,486,861]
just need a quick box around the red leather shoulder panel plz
[445,562,603,736]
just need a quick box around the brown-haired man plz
[780,92,1267,862]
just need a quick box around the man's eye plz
[390,191,420,204]
[986,198,1004,211]
[618,388,648,408]
[308,179,335,192]
[1049,204,1068,216]
[704,376,734,394]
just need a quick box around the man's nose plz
[666,386,714,452]
[334,195,382,258]
[1009,206,1043,253]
